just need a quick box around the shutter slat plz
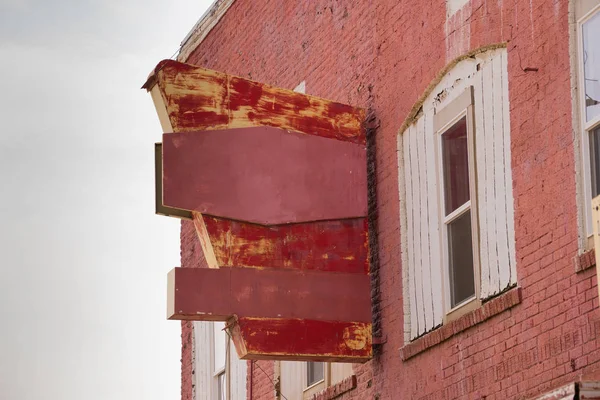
[492,53,511,292]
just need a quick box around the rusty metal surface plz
[145,59,372,362]
[144,60,366,144]
[200,214,369,273]
[162,127,367,224]
[231,317,372,363]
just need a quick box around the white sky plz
[0,1,213,399]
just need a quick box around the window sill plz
[575,248,596,273]
[306,375,357,400]
[303,379,326,400]
[399,287,522,361]
[443,296,481,324]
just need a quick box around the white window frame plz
[277,360,353,399]
[302,362,330,399]
[399,48,515,340]
[210,322,229,400]
[434,86,482,322]
[578,2,600,244]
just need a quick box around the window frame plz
[302,362,330,399]
[210,321,229,400]
[434,86,482,323]
[578,2,600,244]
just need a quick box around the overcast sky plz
[0,1,213,398]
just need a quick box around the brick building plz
[150,0,600,398]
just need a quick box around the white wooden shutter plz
[193,321,247,400]
[400,48,516,340]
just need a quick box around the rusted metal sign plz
[143,60,371,362]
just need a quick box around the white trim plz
[443,200,470,224]
[398,48,514,338]
[211,322,229,400]
[570,0,587,252]
[178,0,236,63]
[580,2,600,24]
[294,81,306,94]
[279,362,351,400]
[302,362,329,399]
[577,3,600,239]
[305,380,325,391]
[435,89,480,316]
[584,114,600,132]
[437,109,468,136]
[398,130,414,342]
[447,295,477,314]
[194,322,245,400]
[447,0,469,18]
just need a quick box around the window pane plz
[448,210,475,308]
[442,116,470,215]
[217,372,226,400]
[590,127,600,197]
[213,322,226,372]
[307,362,324,386]
[583,12,600,122]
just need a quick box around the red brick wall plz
[180,221,210,399]
[177,0,600,398]
[249,361,275,399]
[181,321,194,400]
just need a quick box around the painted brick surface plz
[174,0,600,399]
[180,221,209,399]
[250,361,274,399]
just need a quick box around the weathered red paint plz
[162,127,367,225]
[230,317,372,362]
[144,60,366,144]
[201,215,369,273]
[228,77,265,109]
[145,57,373,363]
[163,0,600,397]
[168,267,371,322]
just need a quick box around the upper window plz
[399,47,517,340]
[193,321,247,400]
[303,362,326,399]
[582,11,600,123]
[579,3,600,239]
[279,361,353,400]
[436,100,478,311]
[212,322,227,400]
[306,362,324,388]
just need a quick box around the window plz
[303,362,327,399]
[582,11,600,123]
[399,47,516,340]
[434,87,481,321]
[579,3,600,240]
[278,361,353,400]
[212,322,227,400]
[193,321,247,400]
[437,101,479,312]
[306,362,324,387]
